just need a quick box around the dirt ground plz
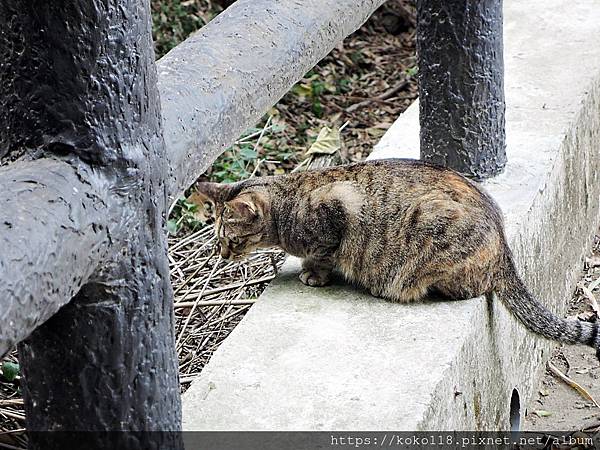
[525,232,600,432]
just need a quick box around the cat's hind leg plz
[381,275,432,303]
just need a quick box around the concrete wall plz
[181,0,600,430]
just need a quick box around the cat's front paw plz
[299,270,330,287]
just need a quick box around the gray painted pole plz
[0,0,181,445]
[417,0,506,179]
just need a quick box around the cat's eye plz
[229,236,241,245]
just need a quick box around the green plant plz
[350,50,365,65]
[336,78,352,94]
[290,73,337,118]
[1,361,19,382]
[210,147,253,183]
[405,65,419,77]
[167,197,205,235]
[151,0,223,58]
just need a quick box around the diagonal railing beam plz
[157,0,387,202]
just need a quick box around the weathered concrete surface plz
[182,0,600,430]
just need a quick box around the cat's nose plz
[220,246,232,260]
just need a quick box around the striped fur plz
[195,159,600,359]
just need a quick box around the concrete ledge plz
[182,0,600,430]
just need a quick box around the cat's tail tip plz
[594,324,600,363]
[585,319,600,362]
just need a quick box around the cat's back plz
[279,159,494,212]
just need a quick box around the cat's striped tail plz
[497,256,600,360]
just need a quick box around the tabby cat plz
[194,159,600,358]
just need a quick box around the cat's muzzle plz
[219,245,241,261]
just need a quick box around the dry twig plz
[547,361,600,408]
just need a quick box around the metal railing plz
[0,0,504,446]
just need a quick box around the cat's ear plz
[225,192,268,221]
[192,182,235,205]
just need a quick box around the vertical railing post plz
[417,0,506,179]
[0,0,181,447]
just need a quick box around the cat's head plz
[192,182,275,260]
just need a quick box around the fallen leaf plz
[589,276,600,292]
[533,410,552,417]
[366,127,387,138]
[305,127,341,156]
[578,282,600,315]
[187,191,210,206]
[577,311,596,321]
[372,122,393,130]
[291,83,312,98]
[548,361,600,408]
[186,191,214,224]
[539,389,549,397]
